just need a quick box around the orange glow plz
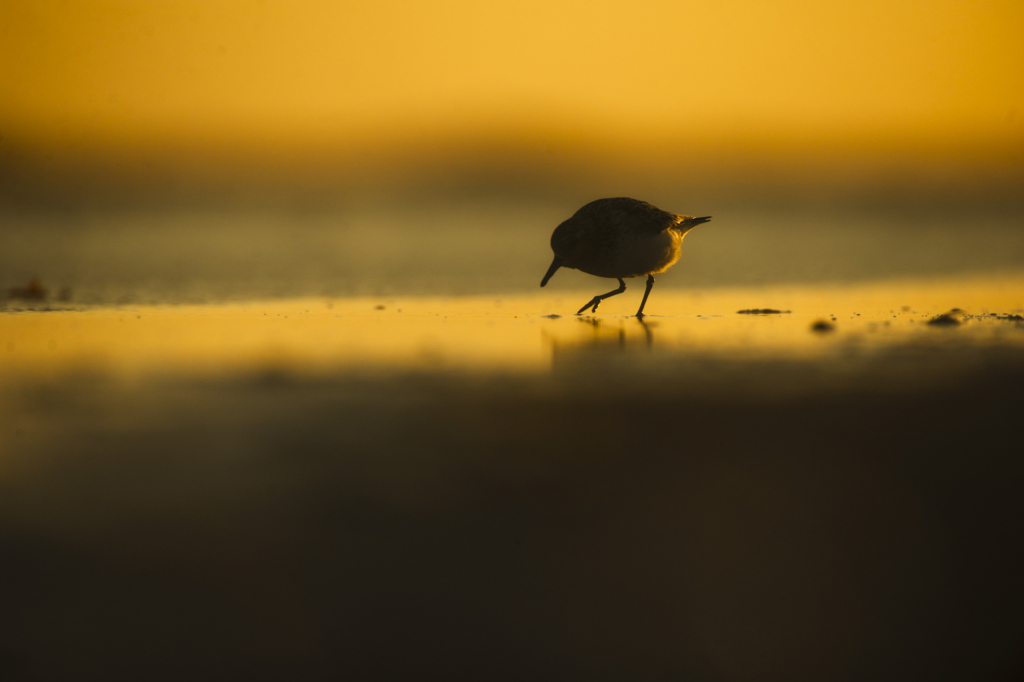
[2,0,1022,158]
[2,275,1022,386]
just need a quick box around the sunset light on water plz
[2,276,1023,383]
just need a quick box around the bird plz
[539,198,711,317]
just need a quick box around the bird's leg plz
[576,278,626,315]
[635,274,655,317]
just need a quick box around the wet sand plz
[3,274,1023,379]
[1,275,1023,680]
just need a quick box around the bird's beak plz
[540,255,564,287]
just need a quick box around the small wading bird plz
[540,198,711,317]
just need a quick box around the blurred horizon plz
[2,0,1023,209]
[2,0,1023,302]
[3,127,1023,211]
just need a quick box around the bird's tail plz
[540,255,564,287]
[681,215,712,228]
[676,215,711,234]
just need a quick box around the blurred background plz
[2,0,1022,301]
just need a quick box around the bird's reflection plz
[638,316,653,347]
[549,317,655,368]
[581,316,655,348]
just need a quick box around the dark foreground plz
[1,344,1022,682]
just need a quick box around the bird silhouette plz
[540,198,711,317]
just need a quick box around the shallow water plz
[1,275,1023,681]
[3,275,1022,384]
[3,203,1023,302]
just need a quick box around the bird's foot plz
[576,298,601,315]
[635,311,646,319]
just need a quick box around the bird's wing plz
[552,198,678,258]
[581,198,679,235]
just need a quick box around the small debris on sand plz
[811,319,836,333]
[542,314,562,319]
[7,279,48,301]
[737,308,791,315]
[928,309,966,326]
[374,304,386,310]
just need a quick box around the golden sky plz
[1,0,1022,156]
